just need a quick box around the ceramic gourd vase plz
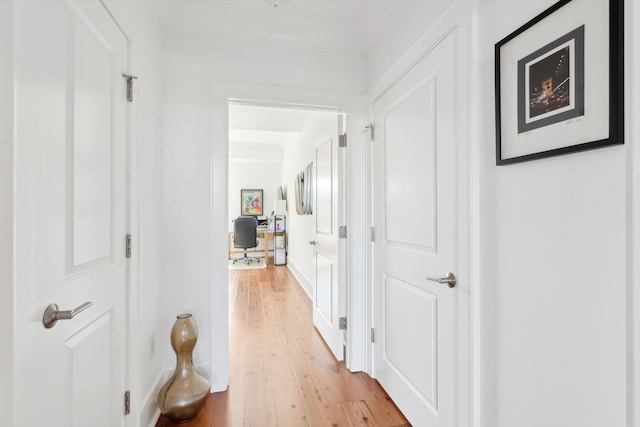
[157,313,210,423]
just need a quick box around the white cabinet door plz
[373,29,459,426]
[14,1,129,425]
[313,115,345,361]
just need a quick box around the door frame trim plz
[97,1,139,425]
[209,81,367,391]
[367,2,476,425]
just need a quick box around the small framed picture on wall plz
[495,0,624,165]
[240,189,263,216]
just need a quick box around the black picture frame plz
[495,0,624,165]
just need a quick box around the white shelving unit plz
[274,215,286,265]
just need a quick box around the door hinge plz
[370,226,375,242]
[338,133,347,148]
[339,316,347,330]
[125,234,132,258]
[371,327,375,343]
[365,123,374,141]
[122,73,138,103]
[124,390,130,415]
[339,225,347,239]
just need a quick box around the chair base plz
[233,254,261,265]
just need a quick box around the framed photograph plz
[495,0,623,165]
[240,189,263,216]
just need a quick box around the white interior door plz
[14,1,129,426]
[312,115,345,361]
[373,29,459,426]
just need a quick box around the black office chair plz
[233,216,260,264]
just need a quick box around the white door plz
[312,115,345,361]
[14,1,129,426]
[373,29,459,426]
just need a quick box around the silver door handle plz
[43,302,92,329]
[426,272,457,288]
[309,240,317,246]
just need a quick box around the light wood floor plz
[156,263,410,427]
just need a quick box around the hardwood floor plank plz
[337,400,377,426]
[156,264,410,427]
[244,369,277,426]
[288,344,347,427]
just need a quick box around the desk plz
[228,230,286,265]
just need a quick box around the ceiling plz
[143,0,406,55]
[228,103,334,162]
[228,103,311,155]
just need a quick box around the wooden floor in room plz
[156,263,410,427]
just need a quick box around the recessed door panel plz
[384,79,437,252]
[315,253,333,323]
[316,138,332,236]
[383,275,437,410]
[70,12,113,269]
[67,312,112,426]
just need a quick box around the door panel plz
[313,115,344,361]
[373,29,458,427]
[14,1,128,426]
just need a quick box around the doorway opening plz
[227,101,348,361]
[210,83,368,393]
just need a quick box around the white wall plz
[480,2,627,426]
[162,31,366,385]
[117,3,167,426]
[228,161,282,227]
[368,1,631,426]
[166,33,367,94]
[281,111,337,295]
[161,46,212,375]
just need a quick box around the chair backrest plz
[234,216,258,249]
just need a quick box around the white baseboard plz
[286,260,312,299]
[141,370,166,427]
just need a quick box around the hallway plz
[156,264,409,427]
